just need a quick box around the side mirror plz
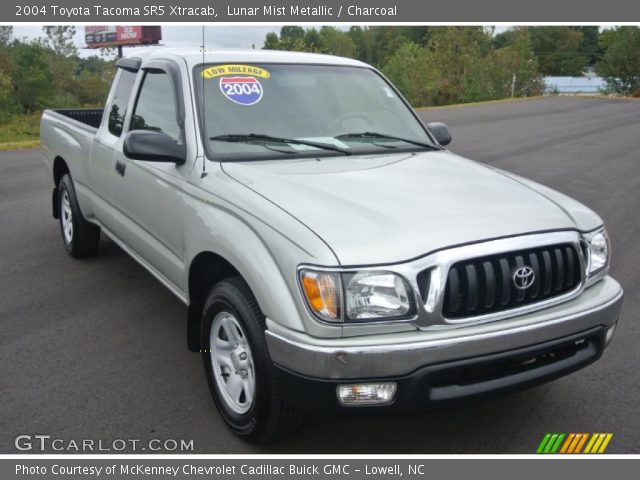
[123,130,186,165]
[426,122,452,146]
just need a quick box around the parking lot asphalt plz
[1,96,638,453]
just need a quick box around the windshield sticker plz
[289,137,350,150]
[202,64,270,79]
[220,76,263,106]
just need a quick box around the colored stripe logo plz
[537,433,613,454]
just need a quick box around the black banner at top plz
[6,0,640,22]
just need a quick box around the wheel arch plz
[51,156,70,219]
[186,251,243,352]
[53,156,70,187]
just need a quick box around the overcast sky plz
[11,25,510,58]
[11,26,316,57]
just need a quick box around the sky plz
[11,25,510,58]
[12,26,316,57]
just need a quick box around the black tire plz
[58,174,100,258]
[201,276,303,442]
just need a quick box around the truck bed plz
[40,109,104,199]
[51,108,104,130]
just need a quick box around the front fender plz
[182,165,342,340]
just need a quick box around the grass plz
[415,95,546,111]
[415,93,640,111]
[0,112,41,150]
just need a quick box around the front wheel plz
[58,174,100,258]
[201,277,302,442]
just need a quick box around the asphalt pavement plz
[1,96,638,453]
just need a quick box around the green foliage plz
[491,29,544,98]
[263,26,548,107]
[495,27,588,75]
[263,32,280,50]
[525,27,587,75]
[597,27,640,95]
[10,41,55,112]
[0,27,12,46]
[380,27,543,106]
[382,42,433,107]
[42,26,77,56]
[0,69,13,122]
[570,26,602,65]
[318,27,356,57]
[421,27,495,104]
[0,111,41,148]
[0,32,115,126]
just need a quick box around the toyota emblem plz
[513,266,535,290]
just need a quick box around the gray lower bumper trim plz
[266,283,623,379]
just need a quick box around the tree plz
[423,27,495,104]
[361,27,417,67]
[258,26,550,107]
[303,29,322,52]
[318,27,356,57]
[526,27,586,75]
[41,27,80,106]
[0,68,11,104]
[570,26,602,66]
[263,32,280,50]
[10,41,55,111]
[42,26,77,56]
[279,26,305,50]
[382,42,433,106]
[347,26,367,59]
[491,29,544,98]
[597,27,640,94]
[0,26,12,46]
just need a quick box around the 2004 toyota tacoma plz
[40,48,624,441]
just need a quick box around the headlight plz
[344,271,413,320]
[299,269,416,323]
[585,228,610,276]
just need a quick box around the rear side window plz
[108,69,137,137]
[130,70,181,142]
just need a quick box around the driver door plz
[110,64,188,289]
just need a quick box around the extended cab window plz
[130,70,181,141]
[108,69,136,137]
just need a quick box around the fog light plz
[337,383,397,405]
[605,323,617,346]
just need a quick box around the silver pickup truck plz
[41,48,623,442]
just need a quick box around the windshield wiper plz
[210,134,351,155]
[336,132,441,150]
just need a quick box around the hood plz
[220,151,600,266]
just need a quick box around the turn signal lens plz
[300,270,341,322]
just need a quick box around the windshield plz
[194,63,439,161]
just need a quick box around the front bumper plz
[266,276,623,412]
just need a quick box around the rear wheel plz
[58,174,100,258]
[202,277,302,442]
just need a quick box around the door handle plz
[115,161,126,177]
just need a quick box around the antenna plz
[200,25,208,178]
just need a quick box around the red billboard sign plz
[85,26,161,48]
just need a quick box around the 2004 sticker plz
[219,76,263,106]
[202,64,270,79]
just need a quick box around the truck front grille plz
[441,243,582,319]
